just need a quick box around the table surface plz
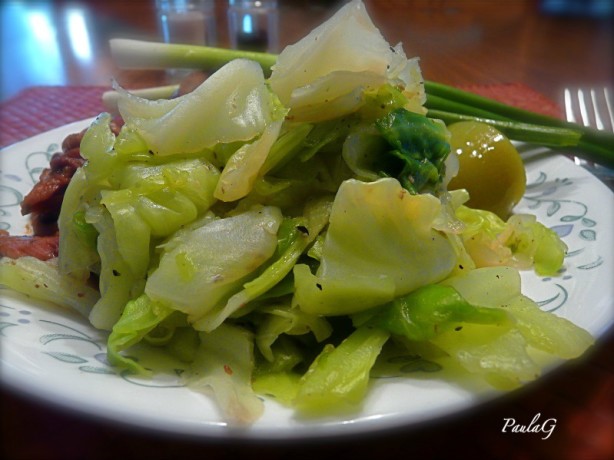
[1,1,613,459]
[2,0,613,103]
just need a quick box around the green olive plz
[447,121,526,219]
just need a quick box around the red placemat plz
[460,82,564,119]
[0,86,109,149]
[0,82,563,149]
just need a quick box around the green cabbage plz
[116,59,280,156]
[107,293,175,374]
[58,114,117,278]
[186,323,264,425]
[268,0,425,121]
[294,325,390,415]
[193,197,332,332]
[0,257,98,318]
[435,267,593,388]
[145,206,283,325]
[294,178,457,316]
[375,108,451,194]
[456,205,567,276]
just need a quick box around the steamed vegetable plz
[293,325,390,415]
[455,205,567,276]
[365,284,509,342]
[0,257,98,318]
[187,323,265,424]
[267,1,424,121]
[435,267,593,388]
[107,293,175,374]
[115,58,284,156]
[293,178,457,316]
[0,0,595,424]
[145,206,283,325]
[375,108,451,194]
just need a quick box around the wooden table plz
[1,1,613,459]
[2,0,612,103]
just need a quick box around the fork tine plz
[565,86,614,132]
[563,86,614,183]
[589,89,605,130]
[578,89,591,127]
[604,87,614,132]
[564,88,577,123]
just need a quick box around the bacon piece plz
[20,119,122,237]
[20,130,87,236]
[2,119,123,261]
[0,231,59,261]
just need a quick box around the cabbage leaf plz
[145,206,283,324]
[294,325,390,415]
[116,59,279,156]
[185,323,264,425]
[456,205,567,276]
[294,178,457,315]
[269,0,425,122]
[0,257,98,318]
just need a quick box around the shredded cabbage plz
[0,0,594,424]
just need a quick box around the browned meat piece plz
[62,130,87,153]
[0,231,59,260]
[3,119,126,260]
[20,132,87,235]
[20,119,122,236]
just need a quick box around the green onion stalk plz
[108,39,614,169]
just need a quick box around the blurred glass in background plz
[156,0,217,46]
[540,0,613,17]
[228,0,279,52]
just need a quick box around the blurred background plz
[1,0,612,103]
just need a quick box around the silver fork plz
[564,87,614,184]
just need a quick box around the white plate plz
[1,120,613,440]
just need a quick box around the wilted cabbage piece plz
[455,205,568,276]
[433,267,594,387]
[58,114,118,278]
[214,120,284,202]
[269,0,425,122]
[194,197,333,333]
[294,325,390,415]
[90,158,220,329]
[294,178,457,315]
[87,208,147,330]
[375,108,451,194]
[116,59,279,156]
[107,293,175,375]
[186,323,264,425]
[343,107,452,194]
[0,257,99,318]
[145,206,283,322]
